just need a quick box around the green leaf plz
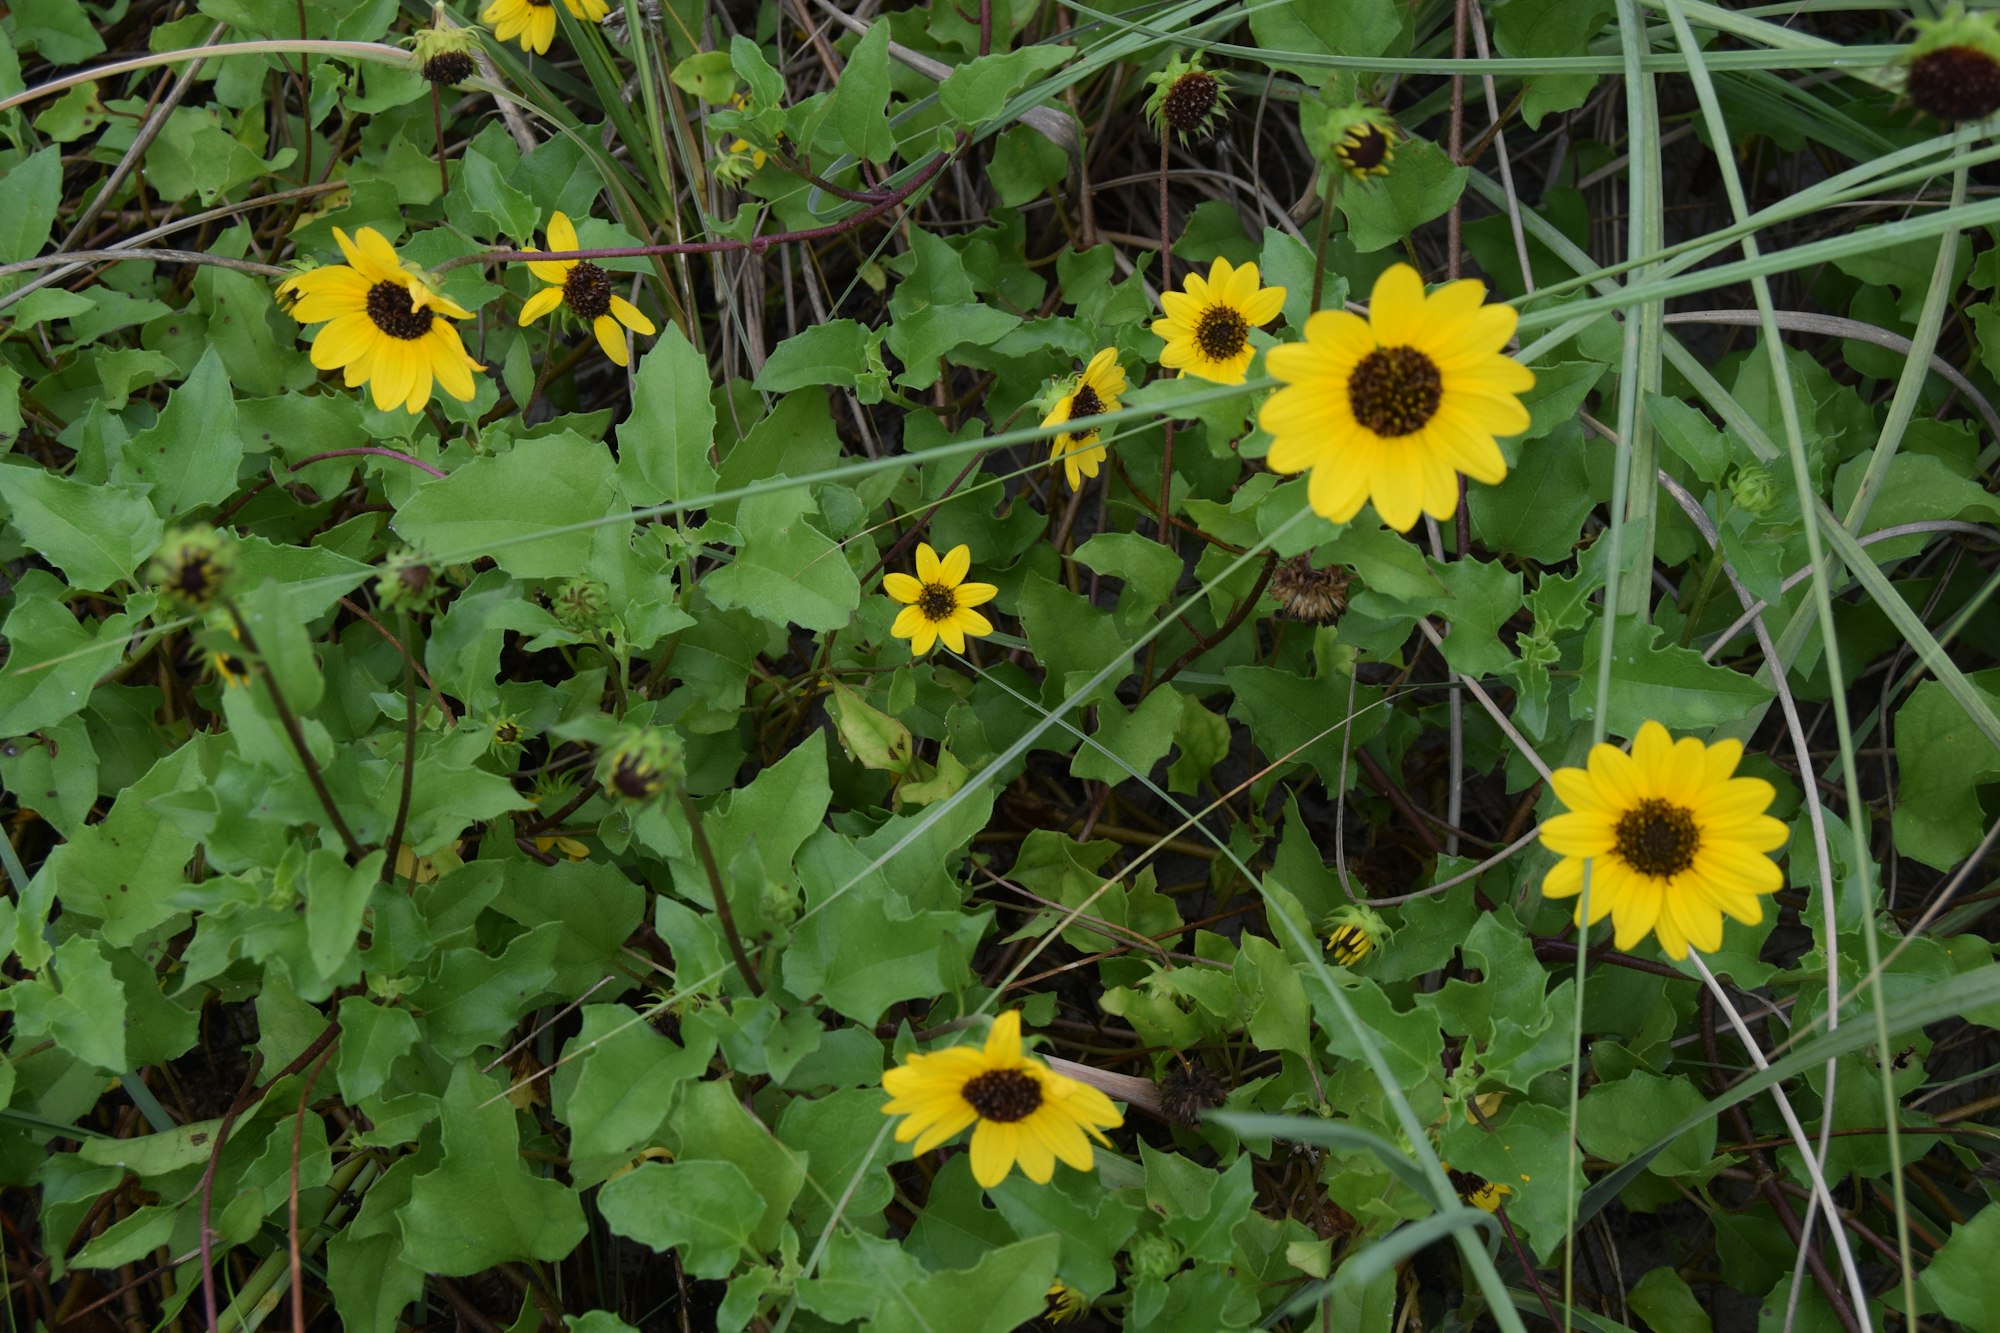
[1576,1071,1716,1176]
[829,23,895,164]
[885,304,1021,389]
[1922,1204,2000,1330]
[396,1062,587,1274]
[1016,573,1132,705]
[10,0,104,63]
[1250,0,1406,72]
[1074,532,1184,606]
[753,321,873,393]
[334,997,421,1105]
[305,850,385,981]
[0,146,61,267]
[1144,1146,1255,1264]
[1628,1267,1715,1333]
[618,324,718,507]
[936,46,1072,127]
[10,935,127,1071]
[0,466,162,592]
[1575,619,1774,735]
[121,347,243,518]
[412,924,561,1059]
[555,1005,713,1163]
[70,1205,175,1270]
[661,1080,805,1255]
[669,50,735,101]
[703,485,860,632]
[0,570,135,734]
[599,1159,759,1278]
[862,1234,1061,1333]
[1892,676,2000,871]
[1339,138,1467,254]
[1072,685,1180,784]
[394,433,619,577]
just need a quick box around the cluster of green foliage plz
[4,0,2000,1329]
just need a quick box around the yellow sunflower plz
[277,226,483,415]
[881,1011,1124,1188]
[1260,263,1534,533]
[883,543,997,657]
[1151,255,1286,384]
[1043,1280,1091,1325]
[1538,721,1790,959]
[481,0,606,54]
[1041,347,1126,490]
[517,212,658,367]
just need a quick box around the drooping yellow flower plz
[881,1011,1124,1189]
[534,833,590,861]
[1260,263,1533,533]
[480,0,606,54]
[883,543,997,657]
[1041,347,1126,490]
[278,226,483,415]
[1326,924,1372,966]
[1150,256,1285,384]
[1043,1279,1091,1324]
[1327,105,1401,183]
[517,211,657,368]
[1446,1165,1513,1213]
[205,624,251,690]
[1538,721,1789,959]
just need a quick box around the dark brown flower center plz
[1193,305,1248,361]
[1341,125,1390,171]
[365,281,435,340]
[1066,383,1104,441]
[1347,346,1442,437]
[527,0,553,7]
[563,261,613,320]
[176,556,217,601]
[421,51,476,86]
[1907,45,2000,123]
[962,1068,1042,1123]
[1613,798,1701,879]
[1161,71,1219,134]
[916,583,958,622]
[493,721,521,745]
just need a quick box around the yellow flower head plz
[277,226,483,415]
[517,212,658,368]
[1041,347,1127,491]
[1326,105,1402,183]
[1043,1279,1091,1325]
[884,543,997,657]
[881,1011,1124,1188]
[1446,1165,1513,1213]
[481,0,606,54]
[1260,263,1533,533]
[1538,721,1789,959]
[1150,256,1285,384]
[203,622,251,690]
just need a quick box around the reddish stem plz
[291,447,448,479]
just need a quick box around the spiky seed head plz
[1266,555,1353,623]
[1144,53,1230,141]
[411,20,480,87]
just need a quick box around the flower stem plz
[224,600,362,861]
[676,786,763,997]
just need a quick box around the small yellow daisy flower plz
[726,91,770,169]
[1260,263,1534,533]
[1150,256,1286,384]
[481,0,606,55]
[881,1011,1124,1189]
[278,226,483,415]
[534,833,590,861]
[517,212,658,367]
[1041,347,1127,490]
[1538,721,1789,959]
[1327,106,1401,183]
[883,543,997,657]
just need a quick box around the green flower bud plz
[374,546,440,613]
[1126,1232,1184,1282]
[757,878,799,926]
[150,526,236,611]
[551,577,610,632]
[596,728,683,805]
[1322,103,1402,183]
[1728,464,1778,516]
[1323,904,1389,966]
[489,714,525,752]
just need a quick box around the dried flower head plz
[1905,5,2000,123]
[411,20,480,87]
[1144,53,1230,141]
[1158,1059,1229,1127]
[1266,554,1353,623]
